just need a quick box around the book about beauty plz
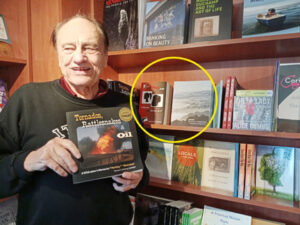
[66,106,143,184]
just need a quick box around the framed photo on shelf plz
[0,15,11,44]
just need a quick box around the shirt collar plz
[60,77,108,99]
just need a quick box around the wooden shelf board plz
[0,56,27,66]
[148,177,300,215]
[108,33,300,70]
[147,124,300,147]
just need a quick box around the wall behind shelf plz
[0,0,31,95]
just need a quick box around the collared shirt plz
[60,77,108,99]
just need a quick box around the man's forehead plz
[57,18,99,39]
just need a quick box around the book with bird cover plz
[66,106,143,184]
[103,0,138,51]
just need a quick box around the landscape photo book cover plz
[66,106,143,184]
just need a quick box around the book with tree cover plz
[66,106,143,184]
[103,0,138,51]
[256,145,295,201]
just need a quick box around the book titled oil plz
[66,106,143,184]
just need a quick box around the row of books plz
[0,79,8,112]
[145,134,300,205]
[103,0,300,51]
[137,61,300,133]
[130,193,286,225]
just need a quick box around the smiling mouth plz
[72,67,91,71]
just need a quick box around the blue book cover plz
[212,80,223,128]
[233,143,240,198]
[242,0,300,38]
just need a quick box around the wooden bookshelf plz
[140,177,300,225]
[0,56,27,67]
[147,124,300,148]
[108,33,300,70]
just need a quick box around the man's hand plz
[112,171,143,192]
[24,137,81,177]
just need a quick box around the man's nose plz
[73,49,86,63]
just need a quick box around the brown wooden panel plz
[0,0,31,94]
[61,0,91,18]
[30,0,61,82]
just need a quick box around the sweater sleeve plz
[0,87,32,198]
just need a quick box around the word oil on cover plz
[188,0,233,43]
[66,106,143,184]
[103,0,138,51]
[242,0,300,38]
[171,80,214,127]
[143,0,188,48]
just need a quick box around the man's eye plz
[84,47,99,54]
[63,47,75,53]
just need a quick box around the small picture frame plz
[0,15,11,44]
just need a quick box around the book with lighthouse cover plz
[66,106,143,184]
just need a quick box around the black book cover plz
[66,106,143,184]
[188,0,232,43]
[103,0,138,51]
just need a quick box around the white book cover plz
[201,140,237,195]
[171,80,213,127]
[201,205,252,225]
[145,134,174,180]
[256,145,295,201]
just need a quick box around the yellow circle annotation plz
[129,56,218,144]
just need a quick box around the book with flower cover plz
[66,106,143,184]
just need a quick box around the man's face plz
[56,18,107,88]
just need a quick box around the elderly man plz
[0,14,148,225]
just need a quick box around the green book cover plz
[171,139,204,186]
